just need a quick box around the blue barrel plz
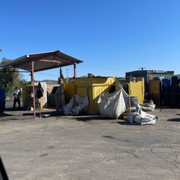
[171,76,180,107]
[0,88,5,102]
[161,79,170,106]
[177,79,180,108]
[170,76,176,107]
[0,88,5,113]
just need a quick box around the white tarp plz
[140,100,156,112]
[128,105,158,125]
[128,111,158,125]
[97,88,128,119]
[63,95,88,115]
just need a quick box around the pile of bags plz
[63,95,88,115]
[63,85,158,125]
[127,105,158,125]
[140,100,156,112]
[97,87,158,125]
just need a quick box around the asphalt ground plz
[0,108,180,180]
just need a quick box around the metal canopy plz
[1,50,83,119]
[2,50,83,72]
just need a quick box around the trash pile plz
[127,105,158,125]
[140,100,156,112]
[62,85,158,125]
[63,95,88,115]
[97,86,159,125]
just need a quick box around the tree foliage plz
[0,58,24,97]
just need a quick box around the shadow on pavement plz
[103,135,117,140]
[0,112,14,117]
[167,118,180,122]
[5,107,25,111]
[22,111,61,117]
[117,120,131,125]
[75,115,110,121]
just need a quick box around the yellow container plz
[149,80,161,94]
[64,77,116,114]
[149,80,161,106]
[129,78,144,104]
[119,78,144,104]
[23,82,47,110]
[64,82,75,103]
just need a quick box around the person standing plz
[56,78,65,113]
[13,87,21,109]
[36,82,44,118]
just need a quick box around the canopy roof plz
[2,50,83,72]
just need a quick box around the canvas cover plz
[97,87,129,119]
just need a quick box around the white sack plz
[63,95,88,115]
[140,100,156,112]
[97,89,126,119]
[128,109,158,125]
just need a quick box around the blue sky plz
[0,0,180,81]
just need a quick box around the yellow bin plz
[64,77,116,114]
[149,80,161,94]
[23,82,47,110]
[129,78,144,104]
[149,79,161,106]
[119,78,144,104]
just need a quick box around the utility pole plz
[139,67,146,71]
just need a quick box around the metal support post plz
[31,61,36,119]
[73,63,77,78]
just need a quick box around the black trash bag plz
[37,82,44,99]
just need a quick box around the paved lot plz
[0,108,180,180]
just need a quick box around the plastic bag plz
[128,108,158,125]
[97,89,126,119]
[63,95,88,115]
